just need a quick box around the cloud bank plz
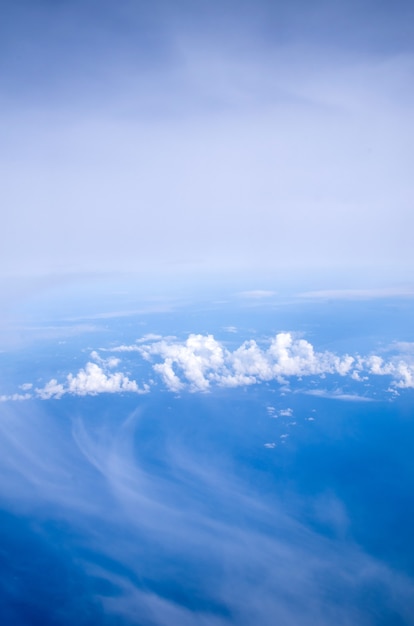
[5,332,414,402]
[137,332,414,393]
[139,332,355,392]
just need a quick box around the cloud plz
[0,393,32,402]
[303,389,374,402]
[19,383,33,391]
[90,350,120,368]
[138,332,414,393]
[278,408,293,417]
[237,290,276,299]
[138,332,355,392]
[360,355,414,389]
[36,361,147,399]
[1,401,414,625]
[298,288,414,300]
[8,332,414,402]
[109,335,176,353]
[140,334,226,392]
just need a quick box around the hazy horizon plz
[2,0,414,278]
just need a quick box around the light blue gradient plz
[1,1,413,278]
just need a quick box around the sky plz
[2,0,414,279]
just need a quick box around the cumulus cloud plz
[0,392,32,402]
[36,361,147,399]
[140,334,226,392]
[360,355,414,389]
[137,332,414,393]
[138,332,355,392]
[19,383,33,391]
[90,350,120,368]
[8,333,414,402]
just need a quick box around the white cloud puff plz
[138,332,355,392]
[10,333,414,402]
[138,332,414,392]
[0,392,32,402]
[140,334,226,392]
[361,355,414,389]
[36,361,147,399]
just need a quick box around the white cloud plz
[67,363,142,396]
[391,341,414,354]
[237,290,276,299]
[138,332,414,393]
[140,334,226,392]
[36,362,147,399]
[109,335,175,353]
[138,332,355,392]
[36,379,66,400]
[298,288,414,300]
[363,355,414,389]
[10,332,414,402]
[136,334,164,344]
[108,344,143,353]
[304,389,374,402]
[0,392,32,402]
[90,350,120,369]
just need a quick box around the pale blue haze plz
[1,2,414,624]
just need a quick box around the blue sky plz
[2,0,414,278]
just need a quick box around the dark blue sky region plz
[2,0,414,104]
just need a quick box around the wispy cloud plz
[298,287,414,300]
[237,290,277,299]
[302,389,374,402]
[0,401,413,625]
[0,392,32,402]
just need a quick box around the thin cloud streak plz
[0,401,413,625]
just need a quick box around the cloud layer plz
[10,331,412,402]
[139,332,355,392]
